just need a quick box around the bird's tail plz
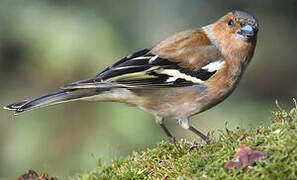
[3,89,100,115]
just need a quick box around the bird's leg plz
[160,123,176,143]
[189,126,210,145]
[178,117,210,145]
[155,116,176,143]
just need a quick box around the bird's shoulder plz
[151,28,223,71]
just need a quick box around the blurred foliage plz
[0,0,296,179]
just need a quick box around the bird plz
[4,10,259,144]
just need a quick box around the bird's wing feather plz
[61,29,224,90]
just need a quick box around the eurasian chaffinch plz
[4,10,259,144]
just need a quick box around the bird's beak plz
[236,24,257,41]
[240,24,255,37]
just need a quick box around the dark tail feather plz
[4,100,29,110]
[3,90,95,115]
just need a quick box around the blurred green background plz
[0,0,296,179]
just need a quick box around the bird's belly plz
[150,98,205,118]
[137,80,237,118]
[135,85,209,118]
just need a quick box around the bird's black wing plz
[61,48,221,90]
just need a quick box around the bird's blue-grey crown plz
[232,10,259,30]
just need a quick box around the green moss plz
[76,100,297,180]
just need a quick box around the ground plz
[74,100,297,179]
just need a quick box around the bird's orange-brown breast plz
[200,13,257,111]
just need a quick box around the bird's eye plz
[228,19,234,26]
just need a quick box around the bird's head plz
[231,10,259,41]
[208,10,259,64]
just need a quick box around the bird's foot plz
[189,138,210,151]
[169,136,176,143]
